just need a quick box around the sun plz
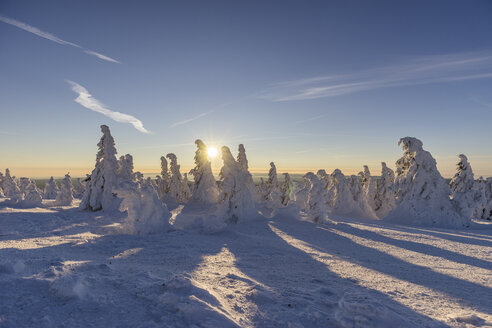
[207,146,218,158]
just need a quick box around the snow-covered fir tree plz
[166,153,191,203]
[56,173,73,206]
[189,139,219,204]
[156,156,171,201]
[22,181,42,207]
[80,125,120,211]
[116,179,172,235]
[3,169,22,203]
[327,169,354,216]
[0,172,4,197]
[293,177,310,210]
[73,178,86,199]
[473,177,489,220]
[386,137,469,227]
[43,176,59,200]
[217,146,257,223]
[236,144,259,202]
[117,154,134,181]
[449,154,476,220]
[349,175,378,219]
[374,162,396,218]
[280,172,294,205]
[182,173,191,201]
[258,178,268,201]
[265,162,283,208]
[359,165,377,211]
[316,169,331,190]
[304,172,329,223]
[18,177,31,196]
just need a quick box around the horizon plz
[1,1,492,179]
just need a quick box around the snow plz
[1,199,491,327]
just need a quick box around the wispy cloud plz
[260,52,492,101]
[67,80,150,134]
[0,14,119,63]
[170,111,214,127]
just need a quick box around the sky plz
[1,0,492,178]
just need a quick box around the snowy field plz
[1,200,491,328]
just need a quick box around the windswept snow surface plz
[1,199,491,327]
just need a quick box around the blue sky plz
[1,0,492,178]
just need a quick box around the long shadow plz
[349,219,492,248]
[223,218,449,327]
[331,223,492,271]
[271,219,492,318]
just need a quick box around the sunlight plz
[207,146,218,158]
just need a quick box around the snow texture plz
[385,137,470,228]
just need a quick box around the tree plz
[3,169,22,203]
[217,146,257,223]
[449,154,476,220]
[374,162,396,218]
[22,181,42,207]
[473,177,489,220]
[189,139,219,204]
[386,137,469,227]
[80,125,120,211]
[304,172,329,223]
[43,176,59,199]
[116,179,172,234]
[156,156,171,201]
[265,162,283,208]
[236,144,259,202]
[358,165,377,211]
[56,173,74,206]
[117,154,134,181]
[73,178,86,199]
[280,172,294,205]
[166,153,191,203]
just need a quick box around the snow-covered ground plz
[1,200,491,328]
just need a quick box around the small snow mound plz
[335,292,413,328]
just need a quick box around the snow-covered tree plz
[189,139,219,204]
[359,166,377,211]
[349,175,378,219]
[22,181,42,207]
[117,154,134,181]
[156,156,171,201]
[182,173,191,201]
[258,178,268,200]
[293,177,310,210]
[304,172,329,223]
[316,169,331,190]
[236,144,259,202]
[265,162,283,208]
[73,178,86,199]
[43,176,59,199]
[166,153,191,203]
[473,177,488,220]
[116,179,172,235]
[18,177,31,196]
[217,146,257,223]
[482,178,492,220]
[56,173,73,206]
[80,125,120,211]
[3,169,22,203]
[450,154,476,220]
[386,137,469,227]
[280,172,294,205]
[374,162,395,218]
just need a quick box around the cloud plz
[260,52,492,101]
[170,111,214,127]
[68,80,150,134]
[0,14,119,63]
